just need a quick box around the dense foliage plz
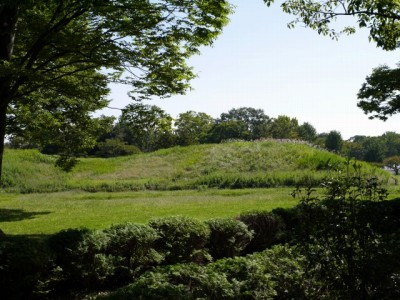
[0,0,233,181]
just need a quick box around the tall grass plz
[1,141,391,193]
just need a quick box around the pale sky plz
[101,0,400,140]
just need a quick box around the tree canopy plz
[357,64,400,120]
[117,103,174,152]
[0,0,232,180]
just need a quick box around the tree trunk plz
[0,4,19,183]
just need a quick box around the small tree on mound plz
[383,155,400,175]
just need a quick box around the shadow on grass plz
[0,208,51,222]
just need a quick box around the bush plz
[238,210,285,253]
[0,236,52,299]
[95,139,141,158]
[289,162,400,298]
[100,244,313,300]
[99,263,235,300]
[46,224,162,295]
[101,223,163,283]
[205,218,253,259]
[149,216,211,265]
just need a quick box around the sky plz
[100,0,400,140]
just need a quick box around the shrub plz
[290,162,400,298]
[94,139,141,158]
[205,218,253,259]
[99,263,235,300]
[47,228,93,292]
[149,216,211,265]
[0,236,52,299]
[238,210,285,253]
[46,224,162,294]
[100,244,313,300]
[101,223,163,283]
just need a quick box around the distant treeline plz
[7,104,400,166]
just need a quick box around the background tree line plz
[8,104,400,171]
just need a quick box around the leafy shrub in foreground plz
[290,162,400,299]
[46,224,162,294]
[238,210,285,253]
[100,263,235,300]
[205,218,253,259]
[99,245,313,300]
[101,223,163,283]
[149,216,211,265]
[0,236,52,299]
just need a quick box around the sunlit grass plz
[0,188,297,235]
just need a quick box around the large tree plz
[0,0,232,181]
[220,107,271,140]
[325,130,343,152]
[269,115,299,139]
[175,111,213,146]
[117,103,175,152]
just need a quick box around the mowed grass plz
[2,186,400,235]
[0,188,297,235]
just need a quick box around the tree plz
[220,107,271,140]
[383,155,400,175]
[357,65,400,120]
[0,1,232,181]
[325,130,343,152]
[382,131,400,157]
[342,140,364,160]
[362,136,386,163]
[297,122,317,142]
[174,111,213,146]
[118,103,174,152]
[206,120,249,143]
[269,115,299,139]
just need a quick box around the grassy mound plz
[2,140,389,193]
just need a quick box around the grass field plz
[1,140,397,235]
[2,186,400,235]
[0,188,298,235]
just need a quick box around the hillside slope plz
[2,140,389,193]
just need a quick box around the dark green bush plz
[46,224,162,295]
[47,228,94,293]
[101,223,163,283]
[95,139,141,158]
[205,218,253,259]
[289,163,400,299]
[238,210,285,253]
[0,236,52,299]
[149,216,211,265]
[99,263,235,300]
[100,244,313,300]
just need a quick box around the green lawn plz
[0,188,298,235]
